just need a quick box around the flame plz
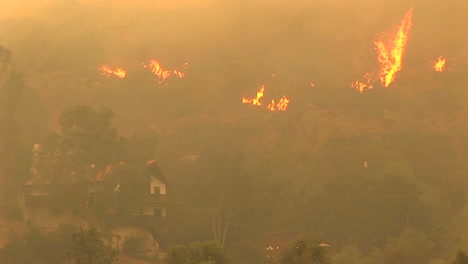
[243,85,290,111]
[375,8,413,87]
[268,100,276,111]
[113,68,127,78]
[100,65,127,78]
[351,73,374,93]
[276,96,290,111]
[434,57,446,72]
[174,70,184,78]
[147,60,171,80]
[144,60,187,82]
[268,96,290,111]
[242,85,265,106]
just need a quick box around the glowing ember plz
[351,73,374,93]
[434,57,446,72]
[174,70,184,78]
[100,65,127,78]
[242,85,265,106]
[375,8,413,87]
[267,100,276,111]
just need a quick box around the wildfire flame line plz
[268,96,290,111]
[143,60,187,82]
[100,65,127,78]
[375,8,413,87]
[242,85,265,106]
[242,85,289,111]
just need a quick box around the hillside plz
[1,0,468,263]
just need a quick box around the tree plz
[364,228,435,264]
[0,46,27,218]
[308,174,429,249]
[37,105,125,183]
[189,149,253,248]
[165,241,231,264]
[452,251,468,264]
[0,46,20,183]
[57,105,124,176]
[279,238,330,264]
[69,225,117,264]
[0,225,74,264]
[34,105,128,218]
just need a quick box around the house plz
[21,144,182,253]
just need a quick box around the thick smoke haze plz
[1,0,468,263]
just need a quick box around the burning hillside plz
[352,8,413,92]
[242,85,290,111]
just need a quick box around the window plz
[154,208,162,217]
[153,186,161,195]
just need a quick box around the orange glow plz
[434,57,446,72]
[351,73,374,93]
[146,60,171,80]
[375,8,413,87]
[174,70,184,78]
[243,85,290,111]
[276,96,289,111]
[113,68,127,78]
[268,100,276,111]
[268,96,290,111]
[100,65,127,78]
[242,85,265,106]
[144,60,186,82]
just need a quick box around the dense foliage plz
[165,241,231,264]
[0,0,468,263]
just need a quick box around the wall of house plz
[24,205,76,232]
[150,177,166,195]
[141,206,166,217]
[112,225,158,252]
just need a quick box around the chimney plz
[31,144,42,175]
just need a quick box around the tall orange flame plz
[375,8,413,87]
[242,85,265,106]
[434,57,446,72]
[100,65,127,78]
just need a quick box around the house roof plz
[25,160,168,186]
[146,160,168,185]
[95,161,126,182]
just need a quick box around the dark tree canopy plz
[279,238,330,264]
[165,241,231,264]
[69,226,117,264]
[452,251,468,264]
